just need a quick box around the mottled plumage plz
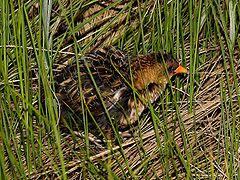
[54,47,187,132]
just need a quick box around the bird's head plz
[162,54,188,77]
[132,53,188,90]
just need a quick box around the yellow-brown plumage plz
[54,47,187,133]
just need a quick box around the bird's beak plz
[174,65,188,74]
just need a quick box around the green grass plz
[0,0,239,179]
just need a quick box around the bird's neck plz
[132,65,169,90]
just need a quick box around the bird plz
[54,47,188,135]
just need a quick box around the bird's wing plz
[54,47,131,124]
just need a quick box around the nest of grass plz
[23,46,239,179]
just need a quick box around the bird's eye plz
[168,66,175,72]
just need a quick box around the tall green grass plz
[0,0,239,179]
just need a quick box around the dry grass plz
[1,0,239,179]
